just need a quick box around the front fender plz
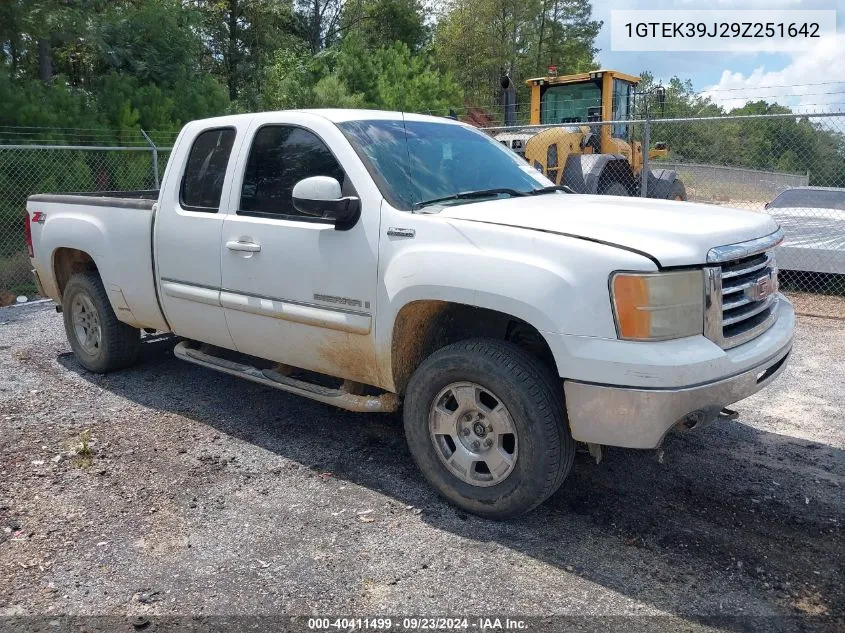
[374,217,657,385]
[384,248,567,334]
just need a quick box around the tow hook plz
[680,405,739,431]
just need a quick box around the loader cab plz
[526,70,640,153]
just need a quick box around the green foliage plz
[640,75,845,188]
[433,0,601,107]
[313,75,367,108]
[261,48,328,109]
[338,40,462,113]
[96,0,202,86]
[192,0,305,107]
[0,74,101,132]
[263,39,463,114]
[0,0,605,129]
[340,0,428,52]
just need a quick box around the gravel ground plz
[0,302,842,632]
[785,291,845,321]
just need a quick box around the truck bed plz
[26,190,169,332]
[28,190,159,209]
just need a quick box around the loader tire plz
[667,179,687,201]
[600,180,630,197]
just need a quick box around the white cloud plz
[701,33,845,112]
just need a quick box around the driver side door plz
[220,118,382,386]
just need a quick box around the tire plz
[666,178,687,201]
[599,180,629,197]
[403,339,575,519]
[62,271,140,373]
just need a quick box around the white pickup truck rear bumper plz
[561,296,795,449]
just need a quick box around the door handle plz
[226,240,261,253]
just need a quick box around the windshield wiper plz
[528,185,574,195]
[413,188,529,210]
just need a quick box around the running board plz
[173,341,398,413]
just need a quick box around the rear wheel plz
[403,339,575,519]
[62,271,140,373]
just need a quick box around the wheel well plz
[53,248,97,298]
[390,301,558,394]
[598,159,637,195]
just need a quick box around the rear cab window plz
[180,128,236,212]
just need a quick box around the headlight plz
[610,270,704,341]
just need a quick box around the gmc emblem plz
[747,274,774,301]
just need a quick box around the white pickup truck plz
[25,110,794,518]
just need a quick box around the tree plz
[190,0,306,106]
[433,0,600,110]
[637,73,845,188]
[341,40,462,113]
[262,38,463,114]
[296,0,345,53]
[340,0,428,52]
[530,0,601,76]
[0,0,229,137]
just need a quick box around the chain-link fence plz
[1,113,844,300]
[484,111,845,295]
[654,163,809,204]
[0,139,170,302]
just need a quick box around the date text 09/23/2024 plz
[307,617,528,631]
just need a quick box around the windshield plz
[337,119,553,210]
[540,82,601,125]
[769,188,845,210]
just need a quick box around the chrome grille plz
[704,230,783,350]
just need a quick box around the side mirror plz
[292,176,360,228]
[764,202,771,210]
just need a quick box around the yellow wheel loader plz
[496,70,686,200]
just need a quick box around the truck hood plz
[439,194,780,267]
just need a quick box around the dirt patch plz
[389,300,448,393]
[785,291,845,320]
[318,332,381,387]
[0,290,16,307]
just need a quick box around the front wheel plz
[62,271,140,373]
[599,180,630,197]
[403,339,575,519]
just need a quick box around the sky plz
[592,0,845,112]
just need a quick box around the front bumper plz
[563,323,793,450]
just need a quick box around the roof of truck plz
[184,109,463,129]
[295,109,463,123]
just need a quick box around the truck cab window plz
[180,128,236,212]
[240,125,345,218]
